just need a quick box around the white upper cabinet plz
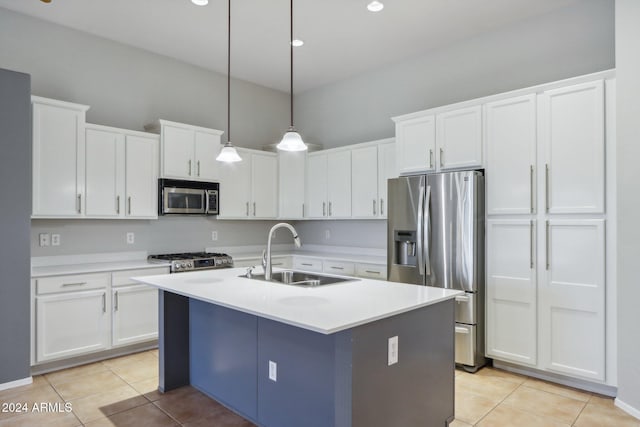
[486,219,537,366]
[84,124,158,219]
[278,151,306,219]
[305,153,328,218]
[377,140,397,218]
[540,81,605,214]
[436,105,483,170]
[351,145,379,218]
[305,150,351,218]
[485,95,537,215]
[32,96,90,218]
[394,114,436,175]
[219,148,277,219]
[146,119,223,181]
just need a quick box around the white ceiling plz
[0,0,582,93]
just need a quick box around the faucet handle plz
[245,266,255,278]
[261,249,267,271]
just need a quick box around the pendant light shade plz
[217,0,242,163]
[277,0,307,152]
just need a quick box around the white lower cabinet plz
[355,263,387,280]
[33,266,168,364]
[322,260,355,276]
[293,257,324,273]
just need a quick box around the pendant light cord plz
[227,0,231,143]
[290,0,294,128]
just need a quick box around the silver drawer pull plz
[455,327,470,334]
[455,295,470,303]
[301,263,313,266]
[62,282,87,287]
[331,266,344,270]
[102,293,106,313]
[365,270,380,274]
[114,291,119,311]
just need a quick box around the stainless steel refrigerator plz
[387,170,486,372]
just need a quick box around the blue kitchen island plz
[134,267,462,427]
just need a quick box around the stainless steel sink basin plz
[242,270,357,287]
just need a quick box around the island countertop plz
[133,267,462,334]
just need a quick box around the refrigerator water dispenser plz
[394,230,417,265]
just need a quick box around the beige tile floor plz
[0,350,638,426]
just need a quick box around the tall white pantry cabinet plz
[485,75,615,385]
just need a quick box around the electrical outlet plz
[211,231,218,241]
[51,234,61,246]
[268,360,277,382]
[126,232,135,244]
[325,229,331,240]
[39,233,50,247]
[388,336,398,366]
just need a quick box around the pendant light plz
[277,0,307,152]
[217,0,242,163]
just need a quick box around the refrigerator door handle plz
[416,181,425,276]
[424,185,432,275]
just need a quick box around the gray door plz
[425,171,483,292]
[387,176,426,285]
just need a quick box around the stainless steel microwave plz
[158,179,219,215]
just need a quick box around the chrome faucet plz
[263,223,301,280]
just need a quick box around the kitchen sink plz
[242,270,357,287]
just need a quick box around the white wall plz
[296,0,614,148]
[615,0,640,418]
[0,7,289,148]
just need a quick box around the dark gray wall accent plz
[0,7,288,148]
[0,68,31,384]
[615,0,640,415]
[296,0,614,148]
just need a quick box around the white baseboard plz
[0,376,32,392]
[615,398,640,421]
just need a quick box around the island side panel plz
[257,317,352,427]
[351,299,455,427]
[158,290,191,392]
[189,299,258,421]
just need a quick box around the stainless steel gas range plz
[148,252,234,273]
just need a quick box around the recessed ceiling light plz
[367,1,384,12]
[191,0,208,6]
[291,39,304,47]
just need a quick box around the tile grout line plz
[470,378,523,426]
[570,399,590,427]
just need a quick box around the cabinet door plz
[541,81,604,214]
[278,151,306,219]
[436,105,482,170]
[162,125,194,179]
[251,153,278,218]
[305,154,328,218]
[486,220,537,366]
[194,131,221,181]
[125,135,158,218]
[377,141,397,218]
[485,95,537,215]
[540,220,605,380]
[112,285,158,347]
[32,102,85,217]
[395,114,436,174]
[36,290,109,362]
[85,128,124,217]
[351,145,378,218]
[327,150,352,218]
[219,151,252,218]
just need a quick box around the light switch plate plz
[388,336,398,366]
[126,232,135,244]
[39,233,50,247]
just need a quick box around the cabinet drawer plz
[293,257,323,273]
[112,267,170,287]
[455,324,477,366]
[355,263,387,280]
[36,272,110,295]
[454,292,476,324]
[270,256,292,269]
[322,260,355,276]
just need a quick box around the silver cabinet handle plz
[301,262,313,266]
[545,220,550,270]
[416,179,425,276]
[439,148,444,168]
[380,199,384,216]
[322,202,326,217]
[331,266,344,270]
[114,291,119,311]
[530,220,534,269]
[545,163,550,213]
[188,159,192,176]
[77,194,82,214]
[530,165,534,213]
[253,202,256,216]
[116,196,120,214]
[365,270,380,275]
[302,203,305,217]
[373,199,376,216]
[329,202,333,216]
[424,185,432,275]
[128,197,132,215]
[429,149,434,169]
[245,202,249,217]
[62,282,87,287]
[102,293,106,313]
[197,160,201,177]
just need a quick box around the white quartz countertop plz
[31,260,170,278]
[132,267,462,334]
